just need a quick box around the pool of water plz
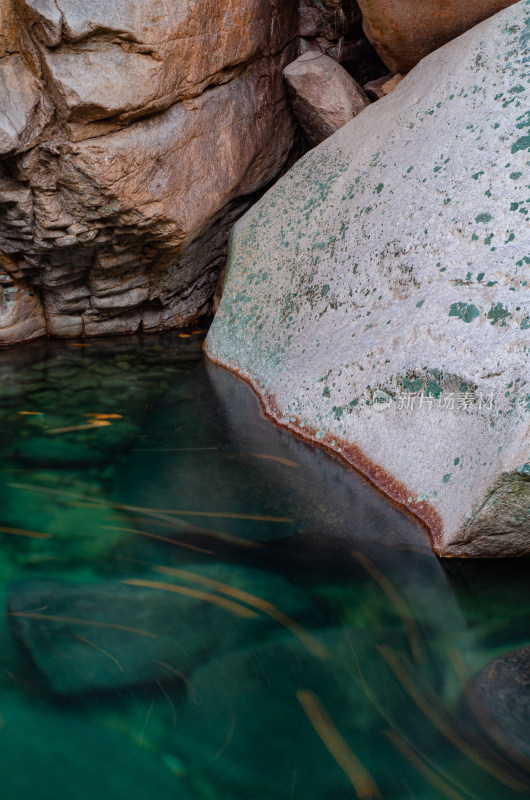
[0,333,529,800]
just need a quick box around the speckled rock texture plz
[206,1,530,558]
[0,0,298,343]
[357,0,519,73]
[283,52,369,146]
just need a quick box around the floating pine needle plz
[351,549,427,665]
[297,690,380,799]
[45,421,111,435]
[7,484,291,524]
[152,565,329,660]
[122,517,261,549]
[130,447,218,452]
[344,638,485,800]
[74,634,124,672]
[123,578,259,619]
[103,525,214,555]
[17,411,43,416]
[384,730,466,800]
[130,507,291,523]
[251,453,299,468]
[0,525,52,540]
[378,646,527,792]
[212,714,236,762]
[84,413,123,420]
[103,502,290,524]
[8,612,158,638]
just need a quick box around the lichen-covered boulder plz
[0,0,298,342]
[206,1,530,558]
[357,0,518,73]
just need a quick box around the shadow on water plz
[0,333,529,799]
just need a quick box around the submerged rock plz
[284,52,369,146]
[206,2,530,558]
[0,0,298,343]
[0,694,191,800]
[8,566,321,694]
[466,647,530,765]
[357,0,518,73]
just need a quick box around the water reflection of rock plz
[117,358,432,550]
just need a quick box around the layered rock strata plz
[0,0,299,343]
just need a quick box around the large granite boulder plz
[357,0,519,73]
[206,2,530,558]
[0,0,298,343]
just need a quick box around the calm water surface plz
[0,333,529,800]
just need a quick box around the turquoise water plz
[0,333,529,799]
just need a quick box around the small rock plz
[283,51,369,146]
[364,72,404,100]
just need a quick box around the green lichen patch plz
[449,302,480,323]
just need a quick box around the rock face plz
[206,1,530,558]
[357,0,519,73]
[284,52,369,146]
[0,0,298,343]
